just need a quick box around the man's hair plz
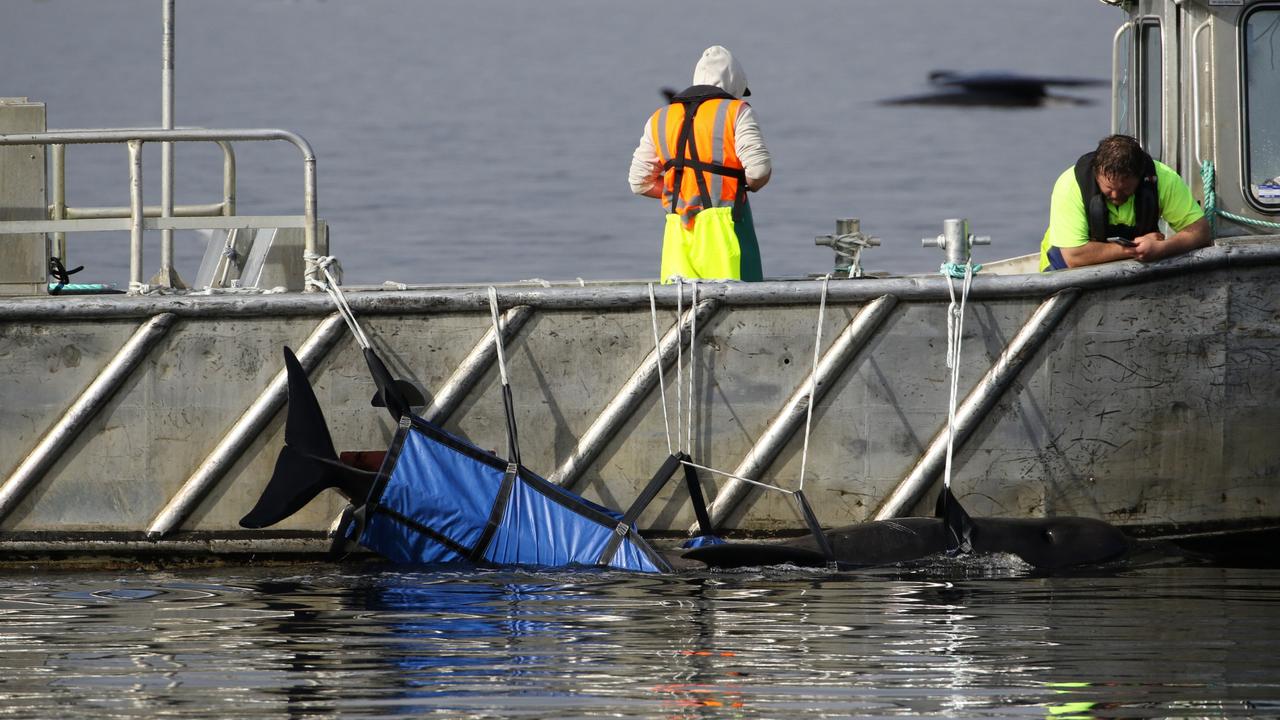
[1091,134,1148,179]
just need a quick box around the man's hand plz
[1130,218,1212,263]
[1129,231,1167,262]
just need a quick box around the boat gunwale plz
[0,240,1277,321]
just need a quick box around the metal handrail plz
[1111,20,1134,134]
[48,134,237,264]
[1190,18,1213,168]
[0,128,317,293]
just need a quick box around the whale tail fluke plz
[239,347,375,529]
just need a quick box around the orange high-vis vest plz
[648,96,748,230]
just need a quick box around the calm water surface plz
[2,562,1277,719]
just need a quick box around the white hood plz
[692,45,751,98]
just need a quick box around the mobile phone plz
[1106,236,1136,247]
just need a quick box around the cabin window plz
[1243,7,1280,210]
[1137,20,1162,162]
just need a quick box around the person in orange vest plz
[628,46,772,283]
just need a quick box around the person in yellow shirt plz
[1040,134,1211,271]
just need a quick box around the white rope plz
[647,283,674,456]
[675,280,684,452]
[942,262,975,490]
[679,459,796,496]
[306,254,372,350]
[686,279,698,455]
[798,274,831,492]
[486,287,510,387]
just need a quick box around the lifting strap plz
[596,451,716,566]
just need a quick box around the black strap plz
[661,157,747,180]
[666,100,700,214]
[793,489,835,562]
[468,461,519,562]
[934,485,974,555]
[682,457,715,538]
[501,384,521,468]
[466,380,523,563]
[595,452,716,566]
[48,257,84,294]
[665,100,747,222]
[374,504,473,558]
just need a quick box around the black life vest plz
[1074,151,1160,242]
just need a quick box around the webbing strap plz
[793,489,835,562]
[682,457,715,538]
[374,505,472,558]
[661,157,747,180]
[467,461,519,562]
[934,485,974,555]
[596,452,714,566]
[501,384,521,468]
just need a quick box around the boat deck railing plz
[0,128,319,293]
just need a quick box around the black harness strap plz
[792,489,836,563]
[501,384,521,468]
[374,504,472,558]
[662,88,749,223]
[595,452,715,566]
[467,461,519,562]
[682,457,715,539]
[934,485,975,556]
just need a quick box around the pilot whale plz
[683,514,1129,572]
[242,347,1130,574]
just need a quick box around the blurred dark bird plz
[879,70,1107,107]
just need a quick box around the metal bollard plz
[921,218,990,266]
[815,217,880,278]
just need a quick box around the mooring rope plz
[1201,161,1280,233]
[648,277,842,505]
[681,458,798,496]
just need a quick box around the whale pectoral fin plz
[362,347,426,421]
[370,379,425,412]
